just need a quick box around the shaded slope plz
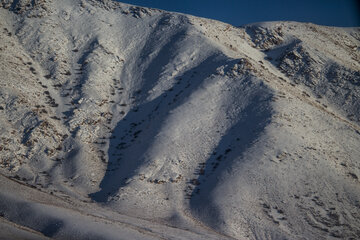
[0,1,360,239]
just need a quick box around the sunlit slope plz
[0,0,359,239]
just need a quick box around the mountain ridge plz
[0,0,360,239]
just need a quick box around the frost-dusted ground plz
[0,0,360,239]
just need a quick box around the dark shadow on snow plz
[90,53,234,202]
[189,78,273,228]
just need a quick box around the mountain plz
[0,0,360,239]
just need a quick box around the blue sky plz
[117,0,360,27]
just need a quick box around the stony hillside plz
[0,0,359,239]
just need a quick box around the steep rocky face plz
[0,1,360,239]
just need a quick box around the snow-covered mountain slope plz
[0,0,360,239]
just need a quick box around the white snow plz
[0,0,359,239]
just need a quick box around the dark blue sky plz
[117,0,360,27]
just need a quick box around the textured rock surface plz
[0,1,359,239]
